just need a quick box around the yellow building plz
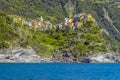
[87,14,95,22]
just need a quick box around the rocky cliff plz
[0,0,120,63]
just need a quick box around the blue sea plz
[0,63,120,80]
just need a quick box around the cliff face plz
[0,11,118,63]
[0,0,120,62]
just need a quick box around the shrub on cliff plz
[0,12,19,49]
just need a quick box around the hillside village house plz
[13,13,96,32]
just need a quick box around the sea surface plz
[0,63,120,80]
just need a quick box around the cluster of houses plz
[63,13,95,31]
[13,13,95,32]
[55,13,95,32]
[13,16,52,31]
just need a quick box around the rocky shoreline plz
[0,47,119,63]
[0,47,52,63]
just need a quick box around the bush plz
[34,44,54,57]
[76,44,89,55]
[20,41,29,47]
[0,41,10,48]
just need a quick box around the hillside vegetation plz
[0,0,119,60]
[0,0,68,24]
[0,0,120,45]
[75,0,120,51]
[0,11,112,59]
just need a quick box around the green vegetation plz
[74,0,120,52]
[0,0,120,44]
[0,0,68,24]
[0,0,119,58]
[0,11,109,58]
[0,12,19,48]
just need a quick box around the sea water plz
[0,63,120,80]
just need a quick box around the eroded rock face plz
[0,47,119,63]
[0,47,52,63]
[90,53,120,63]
